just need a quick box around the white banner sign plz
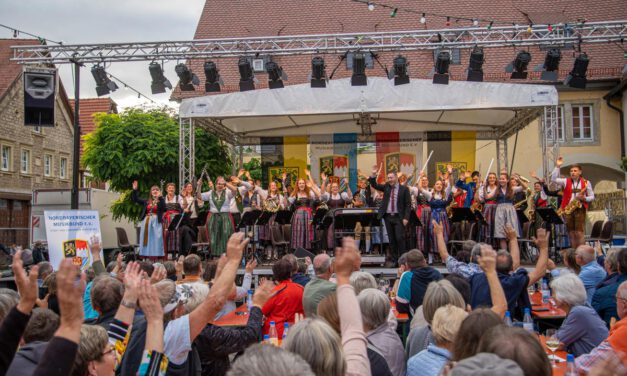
[44,210,102,271]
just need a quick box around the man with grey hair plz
[576,280,627,374]
[302,253,336,317]
[227,343,315,376]
[575,244,606,304]
[592,248,627,326]
[597,248,620,289]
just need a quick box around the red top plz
[561,178,589,210]
[262,279,304,338]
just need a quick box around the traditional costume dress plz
[257,191,286,243]
[321,191,352,250]
[531,189,548,237]
[415,187,432,255]
[131,189,166,259]
[179,194,204,255]
[479,185,498,246]
[420,185,452,259]
[163,194,183,257]
[371,191,389,247]
[493,185,524,239]
[288,191,317,250]
[201,182,250,256]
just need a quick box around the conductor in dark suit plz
[368,163,411,265]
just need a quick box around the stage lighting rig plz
[148,62,172,94]
[388,55,409,85]
[467,46,484,82]
[238,57,255,91]
[91,65,118,97]
[534,48,561,81]
[175,63,200,91]
[506,51,531,79]
[310,57,327,88]
[266,61,287,89]
[204,61,222,92]
[433,51,451,85]
[351,52,367,86]
[564,53,590,89]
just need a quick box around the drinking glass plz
[545,329,559,368]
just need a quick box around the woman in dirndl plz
[479,172,499,247]
[419,170,453,264]
[162,182,183,258]
[131,180,166,260]
[486,172,528,250]
[415,174,432,256]
[198,175,250,257]
[530,181,548,237]
[320,175,352,250]
[287,170,321,251]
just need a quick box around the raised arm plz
[477,246,508,318]
[432,220,451,261]
[527,229,550,286]
[550,157,567,186]
[368,163,386,191]
[131,180,147,206]
[505,225,521,271]
[305,170,322,197]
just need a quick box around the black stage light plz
[564,53,589,89]
[266,61,285,89]
[433,51,451,85]
[509,51,531,79]
[351,53,367,86]
[238,57,255,91]
[467,46,484,82]
[204,61,221,92]
[91,65,118,97]
[148,62,172,94]
[175,63,200,91]
[540,48,561,81]
[389,55,409,85]
[310,56,326,88]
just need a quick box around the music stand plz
[536,208,563,253]
[274,210,293,225]
[167,214,185,231]
[450,208,475,223]
[313,208,329,228]
[408,210,422,227]
[516,209,529,225]
[238,209,261,229]
[256,211,274,227]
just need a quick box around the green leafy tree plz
[83,107,231,221]
[243,158,262,181]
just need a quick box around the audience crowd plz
[1,222,627,376]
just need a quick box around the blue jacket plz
[592,274,627,327]
[455,180,476,208]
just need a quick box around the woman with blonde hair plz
[405,280,465,359]
[407,304,468,376]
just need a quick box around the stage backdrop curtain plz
[374,132,423,184]
[426,131,476,182]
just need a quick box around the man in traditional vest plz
[551,157,595,248]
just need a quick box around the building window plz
[544,105,565,143]
[1,145,11,171]
[60,157,67,179]
[20,150,30,174]
[572,104,593,141]
[44,154,52,177]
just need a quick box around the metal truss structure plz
[11,22,619,184]
[11,21,626,64]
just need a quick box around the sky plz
[1,0,206,110]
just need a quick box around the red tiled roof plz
[69,98,118,157]
[0,39,41,100]
[172,0,626,100]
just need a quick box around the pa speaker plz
[24,69,57,127]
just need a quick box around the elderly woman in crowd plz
[71,325,116,376]
[350,271,398,330]
[548,248,581,277]
[551,273,608,356]
[358,288,405,376]
[317,293,392,376]
[405,280,466,359]
[283,238,370,376]
[407,304,468,376]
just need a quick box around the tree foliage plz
[83,107,231,221]
[243,158,262,181]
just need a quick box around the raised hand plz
[556,156,563,167]
[89,234,102,261]
[464,171,471,179]
[56,259,86,337]
[305,169,311,177]
[532,228,550,250]
[320,172,327,181]
[477,245,497,273]
[432,219,443,237]
[138,279,163,324]
[123,261,143,297]
[245,258,258,274]
[305,256,312,267]
[446,164,453,174]
[132,180,138,190]
[334,237,361,283]
[252,279,275,308]
[150,264,167,284]
[504,224,518,242]
[226,232,249,264]
[12,250,39,314]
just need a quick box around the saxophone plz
[557,180,586,216]
[446,201,458,219]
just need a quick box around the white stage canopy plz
[179,77,558,140]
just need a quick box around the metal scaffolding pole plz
[542,106,560,178]
[11,21,626,64]
[179,117,195,188]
